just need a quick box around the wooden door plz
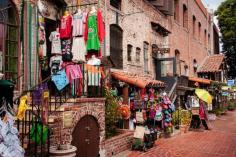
[72,115,100,157]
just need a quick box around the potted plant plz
[180,110,192,134]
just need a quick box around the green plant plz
[228,101,235,111]
[104,88,120,139]
[172,109,181,126]
[180,110,192,125]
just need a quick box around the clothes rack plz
[64,2,98,8]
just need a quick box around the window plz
[193,59,198,73]
[183,4,188,28]
[193,15,196,37]
[208,33,211,48]
[161,60,174,77]
[204,29,207,47]
[175,50,181,75]
[110,0,121,10]
[174,0,179,21]
[0,0,19,82]
[110,24,123,69]
[184,65,189,76]
[136,47,140,62]
[127,44,132,61]
[198,22,201,41]
[143,42,149,73]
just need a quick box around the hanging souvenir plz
[51,69,69,91]
[17,95,30,120]
[30,121,49,144]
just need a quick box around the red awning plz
[111,70,165,88]
[189,77,211,84]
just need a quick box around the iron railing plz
[15,63,107,157]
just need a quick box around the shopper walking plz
[199,100,210,130]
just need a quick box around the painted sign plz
[63,111,74,128]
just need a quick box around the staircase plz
[14,63,106,157]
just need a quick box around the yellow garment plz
[17,95,30,120]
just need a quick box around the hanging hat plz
[119,105,130,120]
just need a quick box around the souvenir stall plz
[110,71,176,137]
[37,0,105,97]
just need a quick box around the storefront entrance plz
[72,115,100,157]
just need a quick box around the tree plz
[215,0,236,78]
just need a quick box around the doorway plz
[72,115,100,157]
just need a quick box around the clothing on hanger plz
[51,69,69,91]
[84,9,105,51]
[49,31,61,54]
[72,10,87,37]
[71,37,87,62]
[49,55,62,74]
[61,39,73,61]
[60,13,72,39]
[16,95,29,120]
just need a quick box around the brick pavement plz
[123,110,236,157]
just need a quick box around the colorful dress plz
[84,10,105,52]
[60,15,72,39]
[86,13,100,51]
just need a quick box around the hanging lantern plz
[119,105,130,120]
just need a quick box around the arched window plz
[110,24,123,69]
[175,49,181,75]
[0,0,19,81]
[183,4,188,28]
[143,41,149,73]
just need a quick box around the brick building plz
[107,0,171,78]
[169,0,214,77]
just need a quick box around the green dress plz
[86,14,100,51]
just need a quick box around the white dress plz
[71,37,87,61]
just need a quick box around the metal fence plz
[15,63,107,156]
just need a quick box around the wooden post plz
[122,84,129,129]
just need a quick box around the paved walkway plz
[121,110,236,157]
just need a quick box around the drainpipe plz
[104,0,107,56]
[187,0,190,76]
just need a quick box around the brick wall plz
[107,0,169,78]
[169,0,213,77]
[48,98,106,154]
[101,130,134,157]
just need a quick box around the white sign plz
[133,126,145,139]
[227,80,235,87]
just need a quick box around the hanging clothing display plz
[0,113,25,157]
[60,14,72,39]
[72,11,87,37]
[51,69,69,91]
[16,95,29,120]
[84,9,105,52]
[61,39,73,61]
[49,55,62,74]
[38,15,47,57]
[30,121,49,145]
[64,64,83,84]
[49,31,61,54]
[71,37,87,61]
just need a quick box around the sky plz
[202,0,225,24]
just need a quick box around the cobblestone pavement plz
[124,110,236,157]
